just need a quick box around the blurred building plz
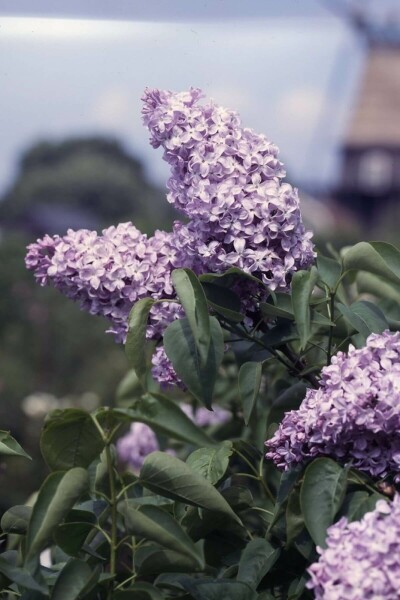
[337,14,400,222]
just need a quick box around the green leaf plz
[339,491,369,522]
[291,266,319,350]
[140,452,241,524]
[25,468,89,563]
[182,579,257,600]
[0,431,31,459]
[40,409,104,471]
[115,392,214,448]
[186,441,232,484]
[202,282,244,323]
[260,293,295,321]
[300,458,347,547]
[350,301,388,333]
[172,268,211,365]
[0,555,47,593]
[276,467,303,504]
[54,522,95,557]
[51,559,93,600]
[260,321,299,348]
[135,545,200,575]
[116,370,142,402]
[260,302,294,321]
[1,505,32,534]
[356,271,400,304]
[346,492,385,522]
[286,488,304,545]
[267,383,307,430]
[199,267,263,288]
[118,502,203,567]
[238,362,262,425]
[125,298,155,383]
[337,301,388,340]
[114,584,164,600]
[163,317,224,409]
[317,255,342,290]
[288,575,307,600]
[343,241,400,284]
[237,538,280,588]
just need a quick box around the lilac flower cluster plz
[25,223,186,344]
[266,330,400,479]
[142,87,315,291]
[117,403,231,471]
[307,495,400,599]
[26,88,315,386]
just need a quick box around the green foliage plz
[125,299,155,386]
[140,452,240,523]
[238,362,263,425]
[115,393,214,447]
[300,458,348,547]
[186,441,232,484]
[25,468,89,563]
[163,317,224,408]
[0,430,31,459]
[3,239,400,598]
[172,268,211,366]
[118,503,203,567]
[40,409,104,470]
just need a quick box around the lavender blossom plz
[266,330,400,479]
[26,223,186,343]
[142,87,315,291]
[151,345,183,388]
[307,495,400,599]
[180,402,231,427]
[116,422,159,471]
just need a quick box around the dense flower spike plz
[266,330,400,479]
[307,496,400,599]
[142,87,315,290]
[116,422,159,471]
[26,223,186,343]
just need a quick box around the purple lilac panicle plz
[25,223,186,344]
[142,87,315,291]
[266,330,400,479]
[307,496,400,599]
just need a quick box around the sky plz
[0,0,388,195]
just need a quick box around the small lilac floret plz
[307,495,399,599]
[266,330,400,479]
[116,422,159,472]
[180,402,231,427]
[142,87,315,291]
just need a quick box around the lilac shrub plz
[307,495,400,599]
[26,87,314,387]
[266,330,400,479]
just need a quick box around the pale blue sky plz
[0,1,393,195]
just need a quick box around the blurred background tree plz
[0,136,174,509]
[0,137,173,235]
